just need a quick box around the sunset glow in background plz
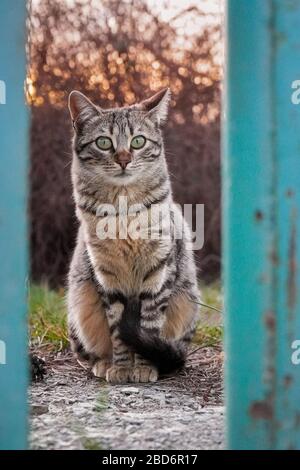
[27,0,222,111]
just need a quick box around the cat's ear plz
[68,91,100,131]
[140,88,171,125]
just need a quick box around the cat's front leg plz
[130,297,168,383]
[105,299,134,384]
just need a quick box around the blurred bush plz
[28,0,221,287]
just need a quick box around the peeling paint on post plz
[224,1,300,449]
[0,1,29,449]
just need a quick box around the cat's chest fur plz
[81,211,172,294]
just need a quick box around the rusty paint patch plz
[249,401,273,420]
[283,374,293,388]
[265,311,276,332]
[269,248,279,266]
[264,365,276,383]
[287,214,297,311]
[286,189,294,198]
[255,209,264,221]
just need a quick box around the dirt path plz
[29,347,224,450]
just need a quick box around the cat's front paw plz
[131,365,158,383]
[106,365,133,384]
[92,359,111,379]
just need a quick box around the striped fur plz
[67,88,199,384]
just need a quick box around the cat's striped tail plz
[119,297,186,375]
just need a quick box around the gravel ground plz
[29,347,224,450]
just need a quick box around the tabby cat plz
[67,88,199,384]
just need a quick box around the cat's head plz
[68,88,170,186]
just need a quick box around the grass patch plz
[29,284,68,351]
[28,281,223,351]
[200,281,223,312]
[193,281,223,347]
[193,325,223,347]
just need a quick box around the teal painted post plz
[0,1,29,449]
[224,1,300,449]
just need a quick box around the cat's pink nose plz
[115,150,131,169]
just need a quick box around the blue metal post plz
[224,0,300,449]
[0,1,29,449]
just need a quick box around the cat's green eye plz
[131,135,146,150]
[96,136,113,151]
